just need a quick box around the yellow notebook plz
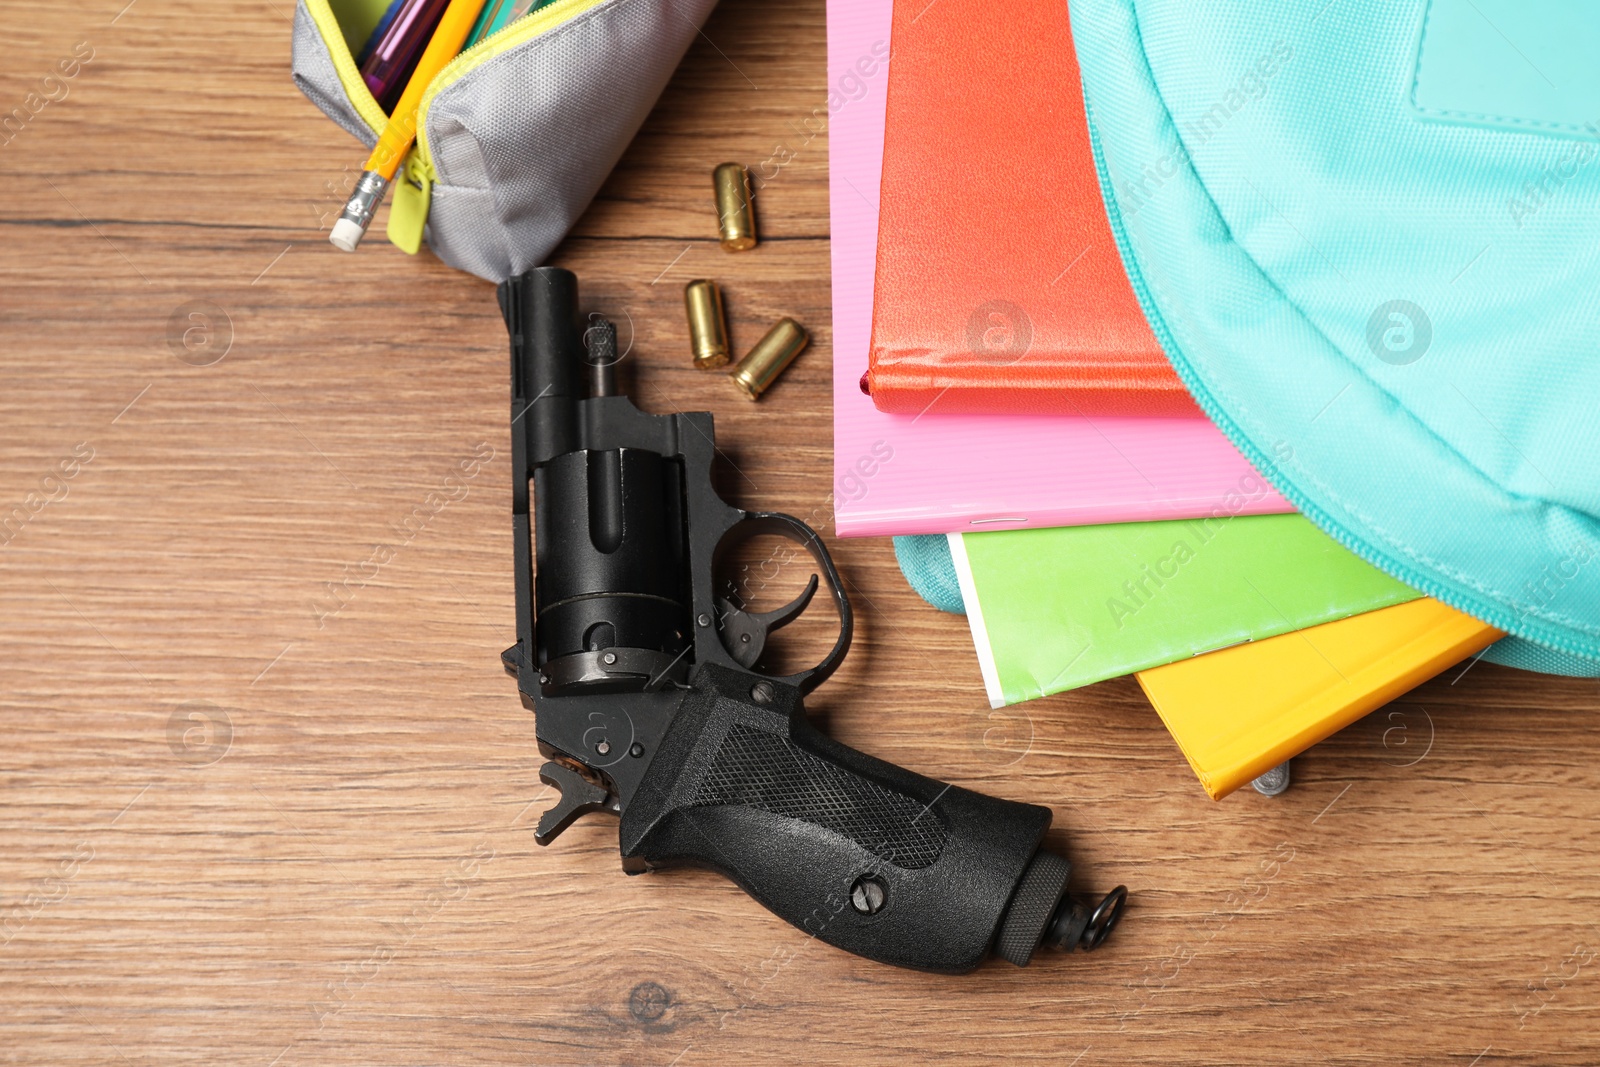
[1136,598,1503,799]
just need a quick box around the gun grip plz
[618,664,1057,973]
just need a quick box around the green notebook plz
[948,513,1420,707]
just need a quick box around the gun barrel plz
[512,266,583,464]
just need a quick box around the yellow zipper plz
[413,0,608,172]
[303,0,608,251]
[386,150,433,253]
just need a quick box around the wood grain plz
[2,0,1598,1063]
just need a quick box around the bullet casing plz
[713,163,758,251]
[731,318,809,400]
[683,279,730,369]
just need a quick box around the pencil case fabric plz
[291,0,717,281]
[1069,0,1600,675]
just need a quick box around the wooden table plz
[3,0,1597,1062]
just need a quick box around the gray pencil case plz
[292,0,717,281]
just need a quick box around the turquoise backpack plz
[1033,0,1600,675]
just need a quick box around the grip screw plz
[849,875,887,915]
[750,681,775,705]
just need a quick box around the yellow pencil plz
[330,0,489,252]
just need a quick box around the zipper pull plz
[386,151,434,255]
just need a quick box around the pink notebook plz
[827,0,1291,538]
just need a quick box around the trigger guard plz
[710,512,854,695]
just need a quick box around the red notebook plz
[866,0,1198,418]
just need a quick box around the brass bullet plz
[713,162,758,251]
[730,318,809,400]
[683,279,730,370]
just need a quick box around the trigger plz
[716,573,819,670]
[534,762,613,846]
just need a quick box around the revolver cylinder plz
[535,446,691,693]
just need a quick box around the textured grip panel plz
[619,664,1053,972]
[691,723,948,869]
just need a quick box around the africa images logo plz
[966,300,1033,366]
[1366,299,1431,366]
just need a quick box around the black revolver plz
[497,267,1125,973]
